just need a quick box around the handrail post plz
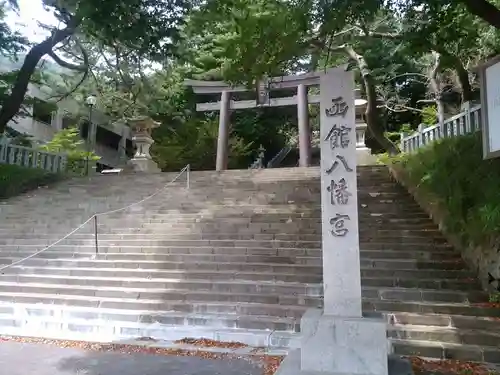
[400,132,407,153]
[94,215,99,255]
[187,164,190,189]
[418,124,425,148]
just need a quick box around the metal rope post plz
[187,164,190,189]
[94,215,99,255]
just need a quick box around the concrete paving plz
[0,340,263,375]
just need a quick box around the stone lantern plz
[127,116,161,173]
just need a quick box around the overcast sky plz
[6,0,57,43]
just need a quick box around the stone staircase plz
[0,166,499,364]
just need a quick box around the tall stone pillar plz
[297,84,311,167]
[275,68,409,375]
[216,90,230,171]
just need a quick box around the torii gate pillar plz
[297,83,311,167]
[216,90,231,171]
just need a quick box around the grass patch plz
[0,164,63,199]
[385,132,500,249]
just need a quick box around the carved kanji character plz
[330,213,350,237]
[327,178,351,205]
[325,96,349,118]
[325,155,353,174]
[324,124,351,150]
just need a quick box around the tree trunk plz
[453,58,473,103]
[438,49,473,104]
[344,45,400,155]
[0,22,79,133]
[430,51,445,126]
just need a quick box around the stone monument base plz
[275,309,413,375]
[127,157,160,173]
[276,350,413,375]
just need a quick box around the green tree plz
[0,0,193,133]
[152,118,253,171]
[40,127,100,174]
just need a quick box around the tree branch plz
[48,49,87,72]
[51,39,89,103]
[0,15,82,132]
[380,103,425,113]
[459,0,500,30]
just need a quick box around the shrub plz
[39,127,100,175]
[0,164,62,199]
[388,132,500,248]
[385,124,413,146]
[152,118,253,171]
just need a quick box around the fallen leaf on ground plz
[174,338,247,349]
[410,356,498,375]
[474,302,500,309]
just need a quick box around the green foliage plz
[39,127,100,175]
[47,0,191,60]
[384,124,413,145]
[388,133,500,248]
[421,106,438,125]
[152,118,253,171]
[489,292,500,303]
[0,164,61,199]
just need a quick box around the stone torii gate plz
[185,71,369,171]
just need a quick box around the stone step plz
[389,324,500,349]
[364,299,500,319]
[9,240,456,252]
[0,227,442,235]
[0,257,468,273]
[0,273,481,293]
[137,212,431,224]
[0,272,482,293]
[0,292,494,320]
[3,267,324,283]
[0,222,439,236]
[0,292,311,317]
[360,268,474,280]
[389,312,500,332]
[0,212,434,229]
[0,259,323,274]
[363,277,481,291]
[0,284,324,307]
[91,222,440,232]
[2,228,443,244]
[0,239,323,249]
[0,282,485,304]
[5,265,474,282]
[0,210,431,227]
[0,234,449,246]
[391,338,500,364]
[360,243,453,251]
[0,276,322,295]
[0,302,300,333]
[0,248,460,262]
